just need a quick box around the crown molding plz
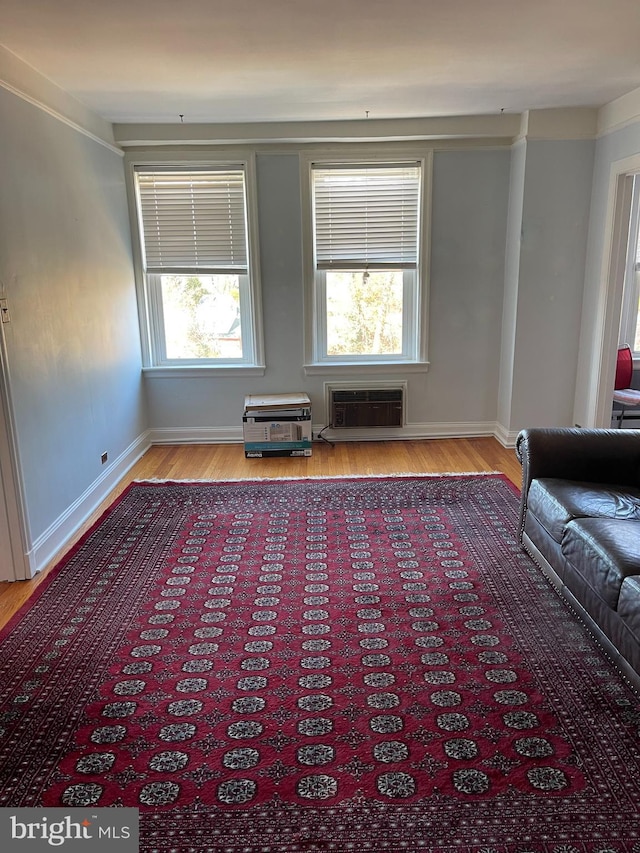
[117,109,606,150]
[113,114,521,147]
[597,87,640,137]
[0,44,121,155]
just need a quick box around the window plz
[134,165,263,368]
[305,160,428,367]
[620,174,640,354]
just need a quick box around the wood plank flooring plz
[0,438,522,629]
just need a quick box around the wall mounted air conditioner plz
[330,388,404,428]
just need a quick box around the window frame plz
[620,172,640,356]
[128,156,264,375]
[301,150,431,373]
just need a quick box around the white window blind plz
[136,169,248,274]
[312,164,420,270]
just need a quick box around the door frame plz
[0,319,29,581]
[590,154,640,428]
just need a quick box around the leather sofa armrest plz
[515,428,640,541]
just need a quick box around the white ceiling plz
[2,0,640,125]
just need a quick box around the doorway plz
[589,155,640,428]
[618,175,640,355]
[0,321,27,582]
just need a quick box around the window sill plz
[142,365,266,378]
[304,361,429,376]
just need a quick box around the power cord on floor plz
[315,424,335,447]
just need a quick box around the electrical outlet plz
[101,452,108,464]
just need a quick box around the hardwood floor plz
[0,438,522,629]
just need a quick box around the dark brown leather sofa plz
[516,428,640,690]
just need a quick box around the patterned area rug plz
[0,474,639,852]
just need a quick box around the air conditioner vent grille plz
[332,389,403,404]
[330,387,404,428]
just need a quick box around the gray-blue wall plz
[145,147,511,434]
[0,86,146,566]
[500,138,595,432]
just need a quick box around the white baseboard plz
[26,431,151,577]
[319,421,498,442]
[493,423,520,448]
[148,426,245,444]
[149,421,511,445]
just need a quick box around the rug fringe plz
[134,471,504,484]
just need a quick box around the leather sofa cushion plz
[561,518,640,610]
[618,576,640,643]
[527,478,640,543]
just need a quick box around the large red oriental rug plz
[0,474,639,852]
